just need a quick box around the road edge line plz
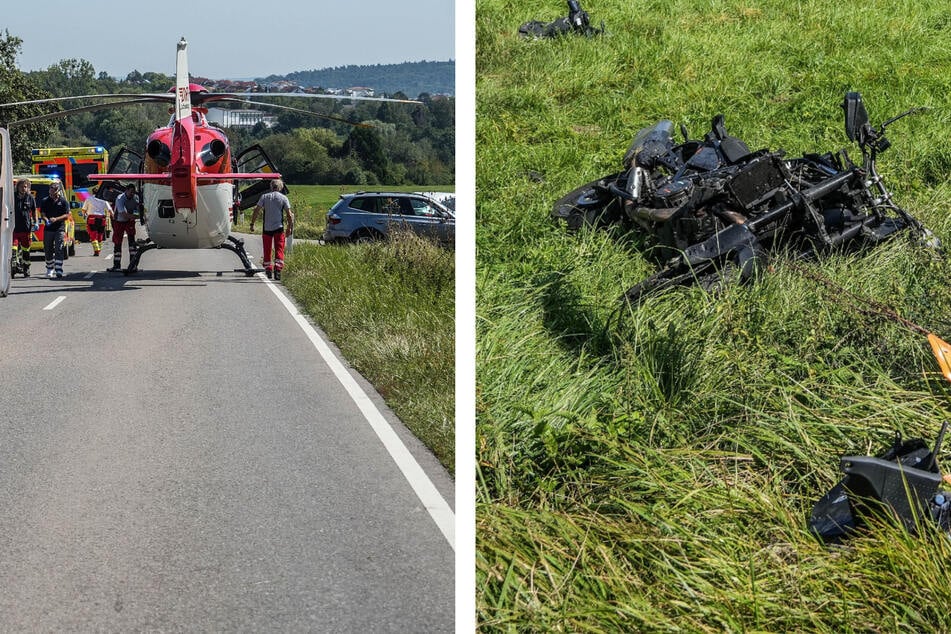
[263,279,455,550]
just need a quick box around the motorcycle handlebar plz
[748,169,858,231]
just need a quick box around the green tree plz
[0,30,57,167]
[34,58,97,97]
[125,70,145,86]
[428,96,454,130]
[345,125,388,182]
[142,71,173,89]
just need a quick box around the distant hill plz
[258,60,454,98]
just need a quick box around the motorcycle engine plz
[652,179,694,209]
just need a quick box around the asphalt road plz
[0,238,454,631]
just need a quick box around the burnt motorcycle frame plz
[552,92,933,303]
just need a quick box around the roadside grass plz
[233,184,454,239]
[282,228,455,472]
[234,182,457,471]
[477,0,951,630]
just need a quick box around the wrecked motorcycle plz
[552,92,935,303]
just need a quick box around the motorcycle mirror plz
[842,92,869,142]
[880,105,930,132]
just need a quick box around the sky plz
[4,0,455,79]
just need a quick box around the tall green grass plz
[283,230,455,471]
[477,0,951,629]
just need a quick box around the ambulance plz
[30,146,110,243]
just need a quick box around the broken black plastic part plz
[519,0,604,38]
[810,429,948,542]
[840,455,942,534]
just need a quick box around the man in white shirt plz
[108,184,141,272]
[81,188,113,256]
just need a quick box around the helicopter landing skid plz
[221,235,264,277]
[118,237,263,276]
[123,241,157,275]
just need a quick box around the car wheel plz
[352,229,383,244]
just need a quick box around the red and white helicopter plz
[0,37,417,277]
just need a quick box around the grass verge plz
[282,229,455,473]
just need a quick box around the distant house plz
[216,79,257,92]
[346,86,375,98]
[206,107,278,129]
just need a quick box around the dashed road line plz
[43,296,66,311]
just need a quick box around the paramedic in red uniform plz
[249,179,294,281]
[108,184,141,272]
[81,187,112,256]
[12,178,38,277]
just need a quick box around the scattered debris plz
[519,0,604,38]
[810,423,951,541]
[552,93,937,303]
[811,336,951,542]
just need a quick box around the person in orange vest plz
[81,187,113,256]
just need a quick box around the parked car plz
[323,191,455,245]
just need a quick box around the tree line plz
[0,31,454,186]
[266,60,455,98]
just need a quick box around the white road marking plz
[84,271,96,279]
[43,296,66,310]
[262,276,455,550]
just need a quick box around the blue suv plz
[323,192,455,245]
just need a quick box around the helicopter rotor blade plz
[5,98,171,128]
[212,97,373,128]
[0,93,173,109]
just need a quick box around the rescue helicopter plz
[0,37,418,275]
